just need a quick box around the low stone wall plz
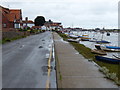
[2,29,30,39]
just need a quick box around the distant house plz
[31,26,41,30]
[22,20,34,28]
[45,21,62,31]
[1,6,22,30]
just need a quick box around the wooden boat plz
[95,55,120,64]
[91,49,107,55]
[67,38,79,43]
[82,34,88,36]
[81,37,91,39]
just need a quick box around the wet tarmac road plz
[2,31,56,88]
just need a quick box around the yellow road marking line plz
[46,44,53,89]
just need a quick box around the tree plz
[34,16,45,26]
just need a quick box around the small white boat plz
[69,34,79,39]
[67,38,80,43]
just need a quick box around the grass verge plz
[2,36,27,44]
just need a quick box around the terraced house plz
[1,5,22,31]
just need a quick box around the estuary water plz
[71,31,120,58]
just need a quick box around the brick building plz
[1,6,22,31]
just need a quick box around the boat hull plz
[95,45,120,52]
[95,56,120,64]
[81,39,89,41]
[96,40,111,44]
[106,46,120,49]
[67,39,79,43]
[91,49,107,55]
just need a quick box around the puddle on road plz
[16,42,20,45]
[19,45,24,48]
[46,54,49,59]
[39,46,43,48]
[42,39,45,41]
[75,52,79,55]
[41,66,53,76]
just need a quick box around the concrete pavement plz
[53,32,118,88]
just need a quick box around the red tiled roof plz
[32,26,41,29]
[10,9,22,20]
[50,22,61,26]
[2,6,22,23]
[22,20,34,24]
[6,13,15,22]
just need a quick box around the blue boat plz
[95,56,120,64]
[106,46,120,49]
[81,39,89,41]
[96,40,111,44]
[95,45,120,52]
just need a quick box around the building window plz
[14,23,20,28]
[3,24,7,28]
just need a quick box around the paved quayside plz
[53,32,118,88]
[2,31,56,88]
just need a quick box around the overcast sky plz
[0,0,119,29]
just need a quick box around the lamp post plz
[25,17,28,30]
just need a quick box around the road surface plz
[2,31,56,88]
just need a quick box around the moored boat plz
[95,45,120,52]
[82,34,88,36]
[81,38,90,41]
[69,34,78,39]
[106,46,120,49]
[95,55,120,64]
[91,49,107,55]
[67,38,80,43]
[89,38,97,42]
[96,40,111,44]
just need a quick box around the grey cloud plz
[0,0,118,28]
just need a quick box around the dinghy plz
[96,40,111,44]
[69,34,78,39]
[67,38,79,43]
[95,55,120,64]
[91,49,107,55]
[95,45,120,52]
